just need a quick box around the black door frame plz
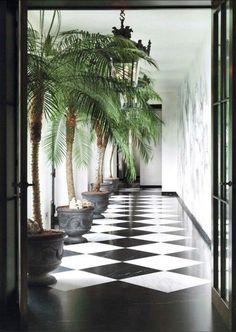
[0,0,28,318]
[4,1,236,330]
[211,1,236,330]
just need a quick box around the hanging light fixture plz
[111,9,151,89]
[112,9,151,55]
[111,9,151,104]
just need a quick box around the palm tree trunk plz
[66,112,76,202]
[94,125,103,192]
[31,141,42,229]
[29,90,44,231]
[109,143,116,178]
[100,137,108,184]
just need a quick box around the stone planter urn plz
[57,206,94,244]
[100,181,113,195]
[82,191,109,219]
[28,230,65,286]
[104,178,119,192]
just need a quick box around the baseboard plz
[212,288,229,329]
[162,191,178,196]
[177,196,211,247]
[140,185,162,189]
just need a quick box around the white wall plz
[140,110,162,186]
[177,34,212,238]
[161,92,178,192]
[103,143,117,180]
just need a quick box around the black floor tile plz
[63,250,83,257]
[52,266,74,273]
[106,221,155,228]
[171,264,211,279]
[83,262,158,279]
[104,228,150,237]
[168,249,210,261]
[26,282,229,332]
[23,190,228,332]
[100,237,153,247]
[93,248,157,261]
[111,216,154,222]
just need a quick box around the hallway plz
[27,190,228,332]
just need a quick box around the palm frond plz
[43,112,66,166]
[73,125,93,168]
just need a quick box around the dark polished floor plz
[1,189,229,332]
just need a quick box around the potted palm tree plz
[46,30,144,227]
[45,28,157,220]
[27,11,66,286]
[100,74,162,193]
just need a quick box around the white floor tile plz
[135,213,181,219]
[132,219,161,225]
[90,225,126,233]
[51,270,115,291]
[60,254,119,270]
[93,219,126,225]
[158,219,184,225]
[127,255,201,270]
[136,209,179,213]
[131,243,196,255]
[134,225,184,233]
[110,196,134,200]
[121,271,210,293]
[84,233,124,242]
[65,242,123,254]
[131,233,187,242]
[107,205,130,209]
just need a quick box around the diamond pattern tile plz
[135,213,181,219]
[65,242,122,254]
[50,191,210,294]
[83,262,158,279]
[93,218,126,225]
[134,225,184,233]
[51,270,115,291]
[90,225,127,233]
[131,243,196,255]
[127,255,201,270]
[121,271,210,293]
[131,233,188,243]
[83,233,124,242]
[60,254,119,270]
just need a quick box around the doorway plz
[1,0,236,331]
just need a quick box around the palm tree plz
[28,11,63,231]
[94,74,162,187]
[45,29,158,200]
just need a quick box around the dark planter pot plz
[100,182,113,195]
[57,206,94,244]
[104,178,119,192]
[82,191,109,219]
[28,230,65,286]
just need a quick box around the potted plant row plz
[27,10,162,286]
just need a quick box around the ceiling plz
[28,9,211,94]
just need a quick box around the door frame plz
[12,1,236,330]
[211,1,236,330]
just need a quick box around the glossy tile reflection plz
[26,190,228,332]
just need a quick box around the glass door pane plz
[212,0,233,325]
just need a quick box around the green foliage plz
[29,10,163,188]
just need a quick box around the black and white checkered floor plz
[51,192,211,293]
